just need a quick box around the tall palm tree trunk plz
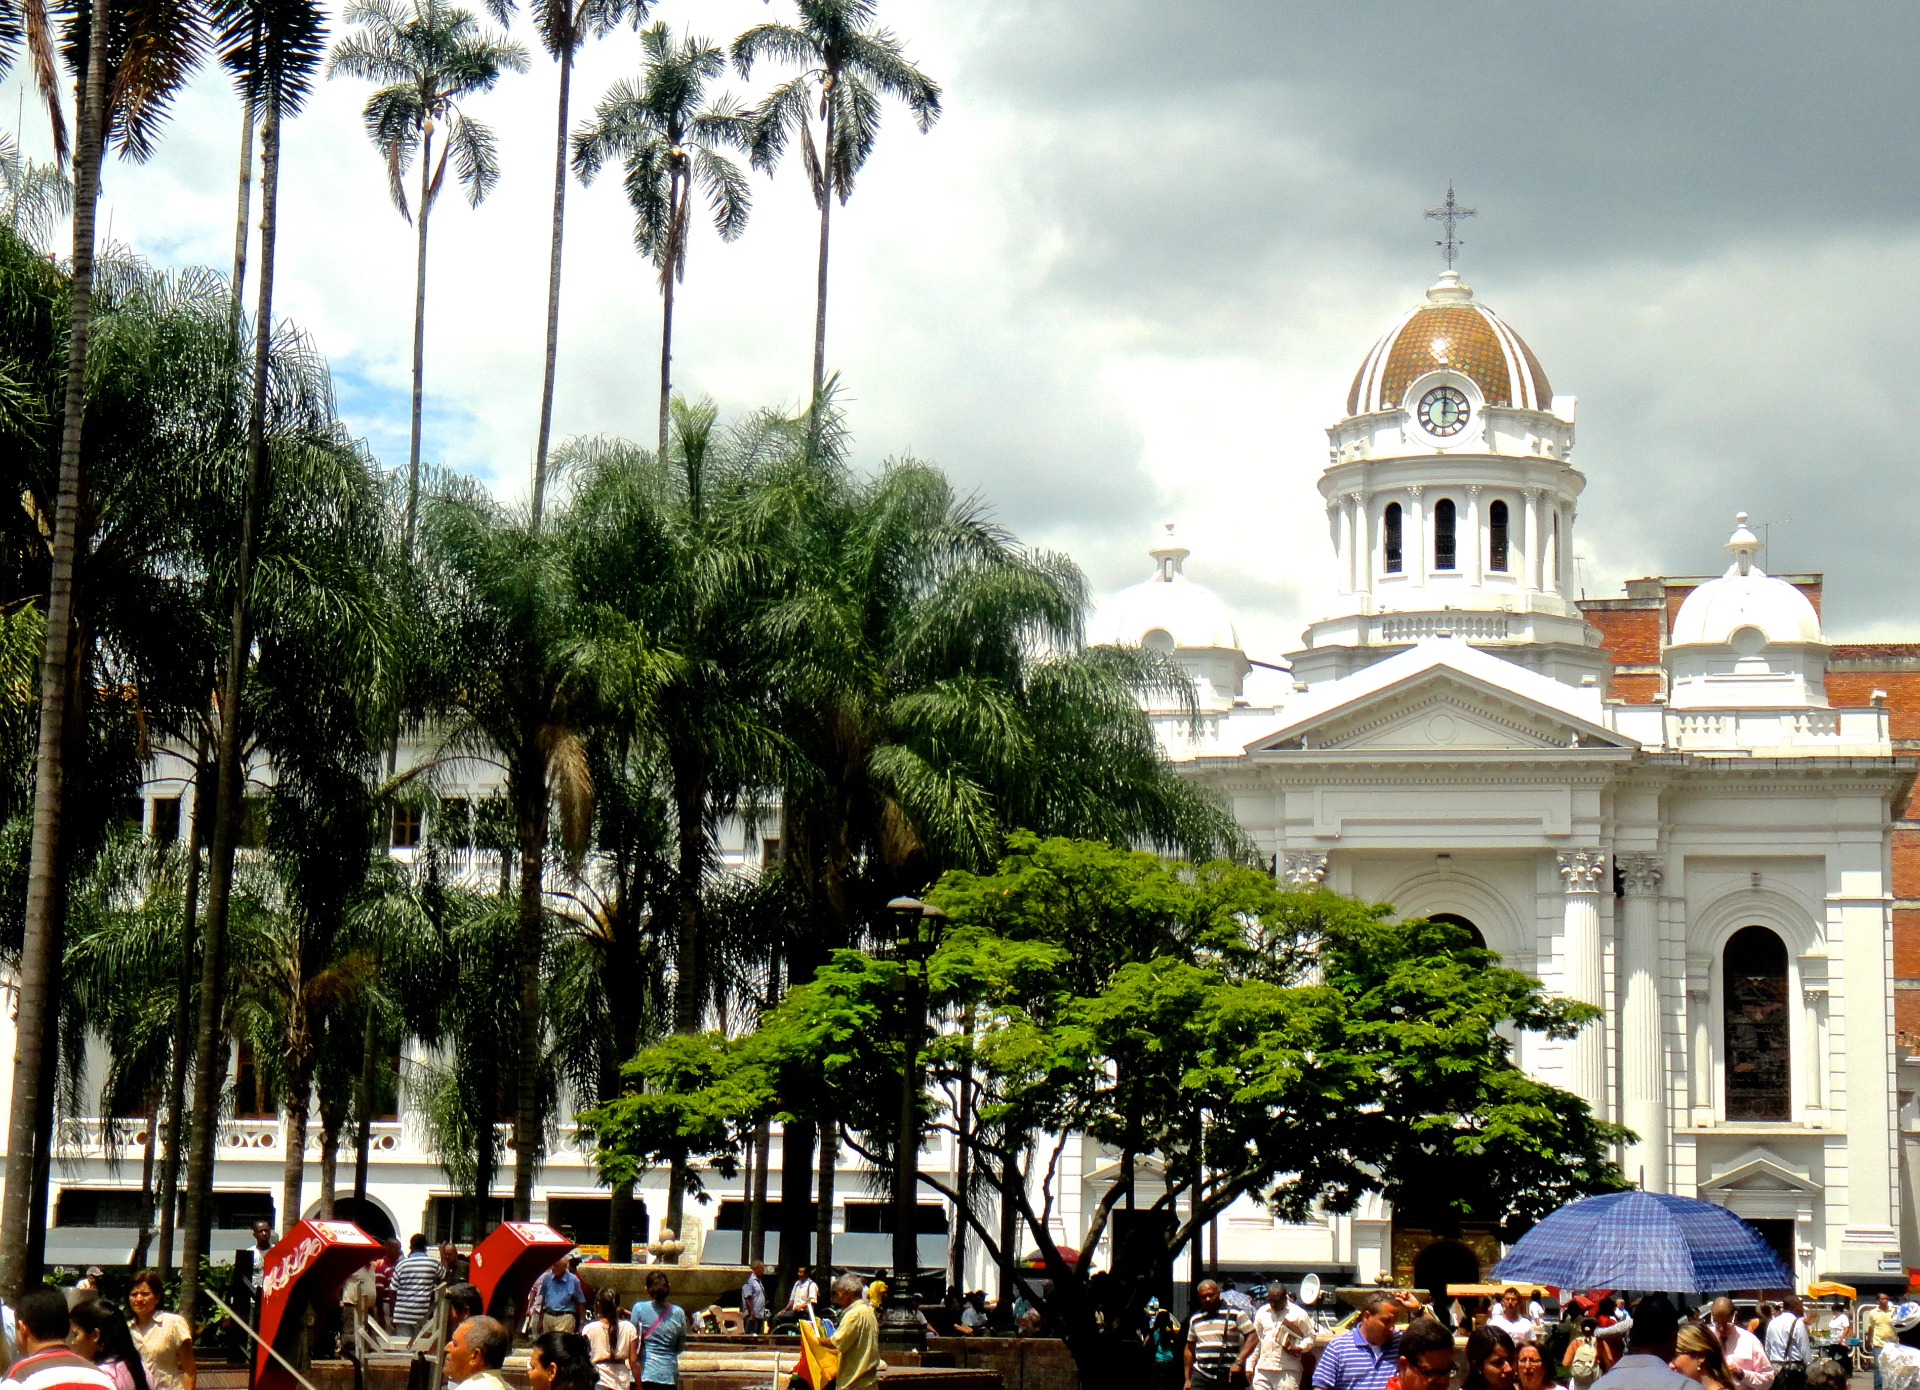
[180,96,284,1320]
[229,78,256,330]
[403,126,435,556]
[664,762,706,1237]
[530,51,572,527]
[317,1090,341,1218]
[0,0,110,1297]
[511,746,547,1222]
[809,101,835,401]
[353,1007,375,1202]
[657,241,675,458]
[131,1089,160,1268]
[747,1116,770,1263]
[157,732,212,1275]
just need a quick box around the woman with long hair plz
[1464,1325,1519,1390]
[582,1288,636,1390]
[125,1271,194,1390]
[529,1332,595,1390]
[70,1299,150,1390]
[1674,1323,1737,1390]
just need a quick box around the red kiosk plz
[254,1220,384,1390]
[468,1221,574,1323]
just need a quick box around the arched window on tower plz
[1724,925,1791,1121]
[1489,500,1510,572]
[1429,912,1485,949]
[1434,498,1456,571]
[1384,502,1403,574]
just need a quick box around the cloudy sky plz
[16,0,1920,657]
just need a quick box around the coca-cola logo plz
[261,1236,325,1300]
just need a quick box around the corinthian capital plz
[1557,850,1607,892]
[1617,852,1664,896]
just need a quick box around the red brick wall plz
[1584,607,1662,665]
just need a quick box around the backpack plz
[1571,1340,1600,1381]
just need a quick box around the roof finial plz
[1725,510,1761,576]
[1425,182,1477,270]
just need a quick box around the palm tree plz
[327,0,527,553]
[572,26,749,457]
[518,0,647,525]
[413,477,592,1221]
[0,0,210,1297]
[732,0,939,402]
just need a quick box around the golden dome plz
[1346,271,1553,417]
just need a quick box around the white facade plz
[1097,271,1917,1287]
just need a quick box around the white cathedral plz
[1097,267,1917,1292]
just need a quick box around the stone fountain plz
[577,1229,750,1317]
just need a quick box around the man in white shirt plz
[1488,1288,1537,1345]
[1710,1298,1777,1390]
[1764,1297,1810,1390]
[1241,1281,1317,1390]
[1591,1297,1698,1390]
[769,1265,819,1333]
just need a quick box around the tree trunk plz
[814,1118,836,1276]
[530,48,571,528]
[280,1052,311,1241]
[180,92,283,1320]
[810,106,834,403]
[353,1007,375,1203]
[130,1089,159,1269]
[657,224,675,459]
[997,1136,1021,1302]
[664,760,706,1238]
[511,744,547,1221]
[774,1118,814,1304]
[403,124,434,557]
[608,1183,635,1263]
[229,68,255,333]
[0,0,109,1297]
[748,1117,770,1263]
[950,1008,973,1292]
[157,730,212,1276]
[317,1091,341,1218]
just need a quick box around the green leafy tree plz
[327,0,527,551]
[733,0,940,402]
[572,26,749,457]
[589,833,1629,1383]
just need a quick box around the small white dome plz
[1671,512,1822,647]
[1095,523,1242,651]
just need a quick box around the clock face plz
[1418,385,1469,437]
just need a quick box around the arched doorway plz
[1430,912,1486,949]
[329,1196,396,1241]
[1412,1239,1481,1319]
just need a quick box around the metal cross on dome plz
[1425,182,1477,269]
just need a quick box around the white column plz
[1351,493,1371,597]
[1408,486,1426,587]
[1557,850,1608,1111]
[1559,504,1576,593]
[1331,501,1350,596]
[1543,502,1562,595]
[1526,489,1546,592]
[1618,853,1667,1190]
[1686,958,1714,1126]
[1466,485,1483,586]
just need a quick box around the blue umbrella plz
[1491,1191,1792,1291]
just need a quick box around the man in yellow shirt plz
[831,1273,881,1390]
[1865,1294,1897,1390]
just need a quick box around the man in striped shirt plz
[1187,1281,1255,1390]
[390,1234,444,1338]
[1,1287,115,1390]
[1312,1290,1429,1390]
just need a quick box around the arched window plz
[1384,503,1403,574]
[1724,926,1791,1121]
[1489,500,1510,572]
[1433,498,1456,571]
[1429,912,1485,949]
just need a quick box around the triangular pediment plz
[1700,1152,1820,1197]
[1250,660,1637,755]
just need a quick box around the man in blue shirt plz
[629,1271,687,1390]
[531,1253,587,1335]
[1312,1290,1428,1390]
[739,1262,768,1334]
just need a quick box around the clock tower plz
[1290,269,1609,690]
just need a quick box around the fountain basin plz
[579,1262,750,1315]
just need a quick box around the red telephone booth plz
[254,1220,383,1390]
[469,1221,574,1323]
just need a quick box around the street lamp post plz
[880,894,946,1350]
